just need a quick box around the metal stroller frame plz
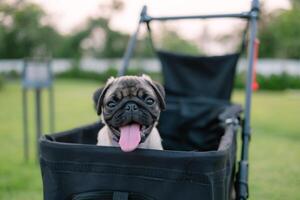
[119,1,260,199]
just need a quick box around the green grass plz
[0,79,300,199]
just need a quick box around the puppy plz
[93,75,165,152]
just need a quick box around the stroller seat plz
[157,50,239,100]
[156,50,241,152]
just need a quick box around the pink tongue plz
[119,123,141,152]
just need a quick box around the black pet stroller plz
[39,0,260,199]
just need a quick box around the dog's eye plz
[145,97,155,105]
[141,93,148,100]
[113,96,119,102]
[107,101,116,108]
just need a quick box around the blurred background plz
[0,0,299,199]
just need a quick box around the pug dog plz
[93,75,165,152]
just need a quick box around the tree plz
[160,29,200,55]
[259,2,300,58]
[291,0,300,8]
[0,1,64,58]
[0,0,202,59]
[64,0,130,58]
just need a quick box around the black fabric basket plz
[40,115,238,200]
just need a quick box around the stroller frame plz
[119,1,260,199]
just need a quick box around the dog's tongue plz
[119,123,141,152]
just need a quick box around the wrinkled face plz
[94,75,165,151]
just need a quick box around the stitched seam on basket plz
[40,157,225,175]
[41,159,226,184]
[41,159,228,184]
[54,170,215,186]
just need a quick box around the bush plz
[57,66,162,83]
[2,70,20,80]
[57,67,118,82]
[57,66,300,91]
[0,74,4,90]
[234,73,300,91]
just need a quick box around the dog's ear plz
[142,74,166,111]
[93,87,103,110]
[93,77,115,115]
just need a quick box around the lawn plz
[0,79,299,199]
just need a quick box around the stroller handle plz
[118,1,260,77]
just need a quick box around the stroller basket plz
[40,105,239,200]
[39,1,259,200]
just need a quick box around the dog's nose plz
[125,103,138,111]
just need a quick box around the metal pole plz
[243,3,258,161]
[238,0,259,199]
[118,23,141,76]
[49,86,55,133]
[35,88,42,160]
[22,88,29,162]
[145,12,251,22]
[118,6,147,76]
